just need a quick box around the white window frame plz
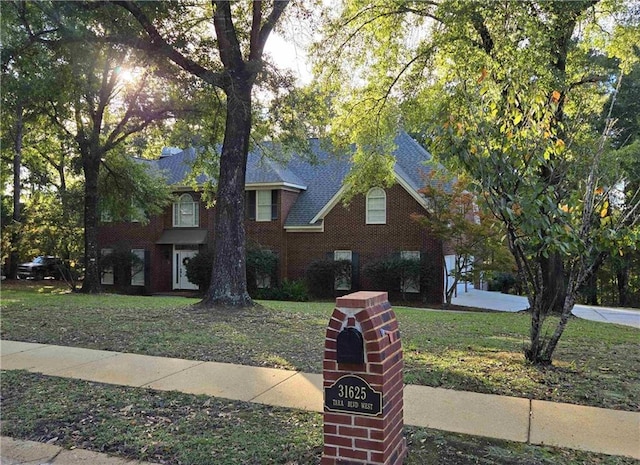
[401,250,421,293]
[131,249,145,286]
[256,190,272,222]
[334,250,353,291]
[366,187,387,224]
[100,248,114,285]
[173,193,199,227]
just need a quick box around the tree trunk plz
[617,263,629,307]
[201,77,253,308]
[540,252,566,314]
[540,291,577,363]
[583,268,599,306]
[9,102,23,280]
[80,147,102,294]
[525,293,553,365]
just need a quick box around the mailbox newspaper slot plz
[336,327,364,364]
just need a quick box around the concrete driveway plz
[451,288,640,329]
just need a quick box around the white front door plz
[174,249,199,290]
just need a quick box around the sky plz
[264,17,315,85]
[265,33,312,84]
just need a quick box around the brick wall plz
[97,191,214,294]
[244,189,297,283]
[97,185,444,300]
[286,184,444,303]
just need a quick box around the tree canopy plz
[312,0,640,364]
[2,1,178,290]
[2,1,306,303]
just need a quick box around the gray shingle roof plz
[154,132,432,227]
[281,139,352,227]
[156,147,199,185]
[246,151,307,188]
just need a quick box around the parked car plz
[17,256,68,280]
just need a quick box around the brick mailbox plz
[322,291,406,465]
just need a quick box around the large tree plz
[9,1,303,303]
[56,44,175,293]
[101,1,292,307]
[4,1,177,292]
[312,0,639,364]
[1,1,57,278]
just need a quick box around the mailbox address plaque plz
[324,375,382,416]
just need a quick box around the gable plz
[301,133,433,227]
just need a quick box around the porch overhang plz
[156,229,208,245]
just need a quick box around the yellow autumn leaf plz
[559,204,569,213]
[555,139,565,149]
[600,200,609,218]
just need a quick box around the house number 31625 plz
[338,385,367,400]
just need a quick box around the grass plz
[1,282,638,464]
[2,281,638,411]
[2,370,637,465]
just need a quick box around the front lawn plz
[1,281,638,410]
[2,370,636,465]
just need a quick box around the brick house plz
[97,132,445,303]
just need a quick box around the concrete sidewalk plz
[0,436,159,465]
[1,340,639,463]
[451,288,640,328]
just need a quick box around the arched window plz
[173,193,199,227]
[366,187,386,224]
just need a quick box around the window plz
[100,248,114,285]
[131,249,145,286]
[246,190,278,221]
[400,251,421,293]
[173,193,199,227]
[256,190,272,222]
[366,188,386,224]
[334,250,353,290]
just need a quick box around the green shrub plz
[305,259,351,298]
[254,279,309,301]
[246,247,279,294]
[186,247,281,295]
[364,258,402,292]
[184,249,214,291]
[488,272,518,294]
[364,256,421,298]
